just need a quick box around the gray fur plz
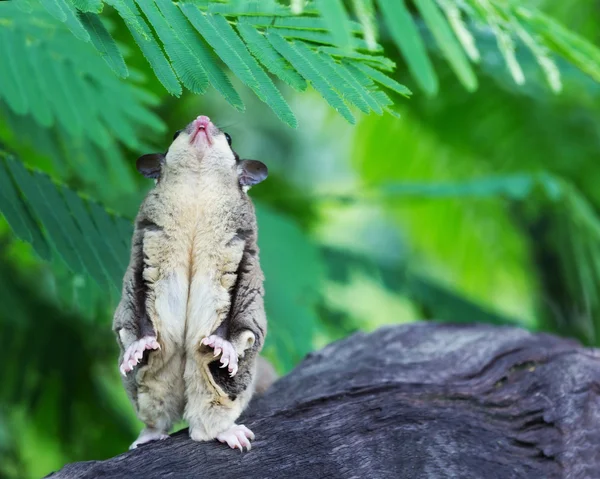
[112,116,268,449]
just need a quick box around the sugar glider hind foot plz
[202,335,239,377]
[129,427,170,450]
[120,335,160,376]
[216,424,255,451]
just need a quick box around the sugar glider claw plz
[120,336,160,376]
[202,335,239,377]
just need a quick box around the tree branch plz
[47,323,600,479]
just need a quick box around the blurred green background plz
[1,0,600,477]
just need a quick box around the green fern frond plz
[318,47,396,71]
[67,0,103,13]
[162,3,243,109]
[0,2,165,150]
[182,7,295,126]
[315,54,371,114]
[437,0,480,62]
[237,15,362,33]
[340,62,384,115]
[466,0,525,86]
[413,0,477,91]
[351,0,378,51]
[236,23,308,92]
[376,0,438,95]
[0,29,29,117]
[354,63,412,98]
[0,158,52,260]
[316,0,353,51]
[80,12,128,78]
[45,0,91,41]
[268,33,355,124]
[18,0,600,126]
[104,0,148,38]
[108,0,181,95]
[513,6,600,84]
[0,153,129,289]
[267,27,372,50]
[39,0,67,21]
[134,0,209,94]
[207,0,300,17]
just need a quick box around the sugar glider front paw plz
[216,424,255,451]
[120,336,160,376]
[202,335,238,377]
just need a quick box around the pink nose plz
[195,115,211,128]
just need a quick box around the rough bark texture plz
[47,323,600,479]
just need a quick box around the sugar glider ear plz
[238,160,268,187]
[136,153,164,179]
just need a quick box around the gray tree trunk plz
[47,323,600,479]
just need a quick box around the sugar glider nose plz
[195,115,211,129]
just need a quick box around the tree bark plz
[47,323,600,479]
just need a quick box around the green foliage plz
[1,0,600,476]
[15,0,598,126]
[0,153,130,290]
[0,3,164,149]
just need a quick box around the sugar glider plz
[113,115,270,451]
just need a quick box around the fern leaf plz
[414,0,477,91]
[80,12,128,78]
[87,201,130,269]
[503,11,561,92]
[134,0,209,94]
[94,86,140,150]
[354,63,412,97]
[236,23,307,92]
[0,156,36,247]
[66,0,102,13]
[181,9,258,91]
[109,0,181,95]
[104,0,147,38]
[437,0,480,62]
[238,15,363,33]
[316,54,370,113]
[268,33,355,124]
[268,27,372,50]
[376,0,437,95]
[0,30,29,116]
[46,52,86,138]
[52,0,90,41]
[467,0,525,86]
[152,0,243,108]
[36,174,114,287]
[20,42,53,127]
[0,165,53,262]
[5,159,85,273]
[0,154,130,288]
[319,46,395,71]
[343,61,401,117]
[513,6,600,84]
[60,187,124,286]
[209,0,293,16]
[316,0,353,51]
[339,61,384,114]
[181,8,295,127]
[372,91,398,117]
[351,0,378,51]
[40,0,67,21]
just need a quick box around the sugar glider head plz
[136,115,268,190]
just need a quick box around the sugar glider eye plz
[224,132,232,146]
[173,129,182,141]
